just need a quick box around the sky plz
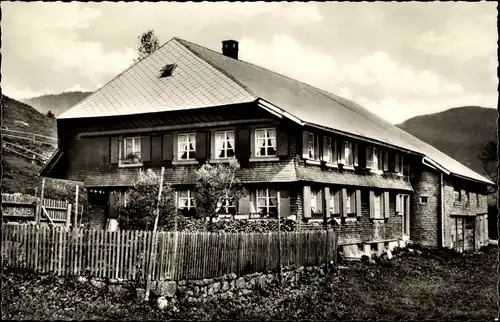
[1,2,498,124]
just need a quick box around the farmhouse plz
[40,38,493,257]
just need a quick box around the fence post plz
[277,191,282,285]
[66,203,72,228]
[74,185,79,228]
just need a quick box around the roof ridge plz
[59,37,179,119]
[175,38,258,100]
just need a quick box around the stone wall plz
[76,265,326,305]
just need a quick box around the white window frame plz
[255,128,277,157]
[215,130,235,159]
[373,147,380,170]
[220,198,236,214]
[344,141,353,166]
[178,190,195,210]
[256,188,278,216]
[178,133,196,160]
[329,193,335,214]
[454,187,461,202]
[419,195,428,204]
[123,137,141,162]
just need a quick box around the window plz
[420,196,428,204]
[220,199,236,215]
[326,137,333,163]
[344,141,353,166]
[215,130,235,159]
[345,193,351,214]
[308,132,316,159]
[465,191,470,206]
[454,187,461,202]
[311,189,323,216]
[179,190,195,210]
[159,64,177,78]
[372,147,380,170]
[178,133,196,160]
[257,189,278,216]
[373,192,382,219]
[123,137,141,163]
[395,153,404,174]
[255,128,277,157]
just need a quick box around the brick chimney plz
[222,40,238,60]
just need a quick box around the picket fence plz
[1,224,338,281]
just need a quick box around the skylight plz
[159,64,177,78]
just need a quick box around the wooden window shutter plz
[302,131,309,159]
[377,151,383,170]
[383,151,389,171]
[353,143,359,166]
[395,153,401,173]
[238,194,251,215]
[276,127,289,157]
[110,137,120,164]
[303,186,311,218]
[395,194,401,213]
[383,191,390,218]
[151,135,162,163]
[195,131,207,161]
[279,190,291,218]
[355,189,362,217]
[369,191,375,219]
[339,141,346,164]
[323,187,330,218]
[366,146,373,169]
[322,136,329,162]
[341,188,348,218]
[162,133,173,161]
[141,136,151,162]
[236,127,251,160]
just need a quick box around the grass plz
[1,245,497,320]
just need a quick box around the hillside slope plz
[1,96,84,204]
[397,106,497,175]
[22,91,93,117]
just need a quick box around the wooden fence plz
[1,224,338,281]
[1,128,57,147]
[2,194,83,224]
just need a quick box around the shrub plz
[117,169,178,231]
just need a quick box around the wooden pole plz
[277,190,282,285]
[145,167,165,301]
[38,179,45,225]
[74,185,79,228]
[66,203,72,228]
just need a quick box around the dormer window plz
[160,64,177,78]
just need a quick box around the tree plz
[478,139,498,192]
[46,110,55,118]
[135,30,160,63]
[194,159,247,230]
[117,169,178,231]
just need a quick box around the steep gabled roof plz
[58,37,493,185]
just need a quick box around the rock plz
[258,275,267,288]
[220,293,228,300]
[91,280,105,289]
[212,281,221,294]
[157,281,177,298]
[227,291,235,299]
[202,278,214,286]
[236,277,246,289]
[156,296,168,310]
[178,280,187,286]
[109,278,118,284]
[136,288,145,299]
[228,273,237,280]
[77,276,87,283]
[208,287,214,296]
[187,296,198,304]
[109,284,126,296]
[230,280,236,289]
[222,281,230,291]
[193,286,200,296]
[242,289,253,296]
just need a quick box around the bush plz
[169,217,298,233]
[117,169,178,231]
